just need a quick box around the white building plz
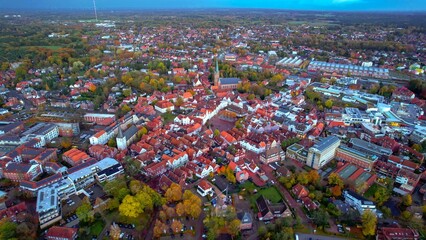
[343,190,377,215]
[37,187,61,229]
[306,136,341,169]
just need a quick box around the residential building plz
[237,212,253,230]
[155,100,174,113]
[343,190,376,215]
[306,136,341,169]
[256,195,291,221]
[3,162,43,182]
[292,183,309,199]
[62,148,91,166]
[197,180,213,197]
[22,123,59,146]
[36,187,61,229]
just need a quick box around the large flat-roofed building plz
[84,113,116,126]
[22,123,59,146]
[308,61,389,79]
[349,138,392,157]
[306,136,341,169]
[335,163,377,192]
[286,143,308,164]
[36,187,61,229]
[336,145,378,170]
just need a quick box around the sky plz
[0,0,425,11]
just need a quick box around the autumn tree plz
[324,99,333,109]
[213,129,220,137]
[401,194,412,207]
[129,180,143,195]
[60,137,72,149]
[171,220,183,233]
[307,170,320,184]
[183,190,202,218]
[165,183,182,202]
[361,210,377,236]
[296,172,309,185]
[331,185,342,197]
[176,202,185,217]
[328,173,344,188]
[153,220,166,238]
[119,195,142,218]
[228,219,241,237]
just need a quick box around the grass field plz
[249,186,283,208]
[24,45,64,50]
[89,220,105,236]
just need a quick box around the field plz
[89,220,105,236]
[249,186,283,208]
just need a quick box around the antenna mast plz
[92,0,98,22]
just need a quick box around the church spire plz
[215,58,219,73]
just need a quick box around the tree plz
[76,198,94,223]
[361,210,377,236]
[400,210,412,221]
[296,172,309,185]
[165,183,182,202]
[328,173,344,188]
[129,180,143,195]
[121,104,131,114]
[104,177,129,201]
[16,222,35,240]
[153,220,166,238]
[374,187,390,206]
[123,89,132,97]
[327,203,341,217]
[60,137,72,149]
[183,190,202,218]
[137,127,148,138]
[176,202,185,217]
[324,99,333,109]
[124,158,141,178]
[171,220,183,233]
[228,219,241,237]
[312,209,329,229]
[401,194,412,207]
[307,170,320,184]
[107,138,117,148]
[119,195,142,218]
[331,185,342,197]
[213,129,220,137]
[0,218,17,240]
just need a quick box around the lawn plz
[364,183,386,199]
[249,186,283,208]
[89,220,105,236]
[161,111,176,124]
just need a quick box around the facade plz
[22,123,59,146]
[116,125,138,150]
[237,212,253,230]
[335,145,378,170]
[46,226,78,240]
[308,61,389,79]
[376,227,419,240]
[306,136,341,169]
[3,162,43,182]
[84,113,115,125]
[197,180,213,197]
[343,190,376,215]
[260,140,284,164]
[155,100,175,113]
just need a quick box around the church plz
[213,59,241,90]
[116,125,139,150]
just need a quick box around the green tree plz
[401,194,412,207]
[76,198,94,223]
[228,219,241,237]
[374,187,390,206]
[0,218,17,240]
[214,129,220,137]
[328,173,344,188]
[312,209,329,229]
[324,99,333,109]
[121,104,131,114]
[400,210,412,221]
[361,210,377,236]
[107,138,117,148]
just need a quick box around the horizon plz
[1,0,426,12]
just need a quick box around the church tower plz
[116,125,127,150]
[214,58,220,87]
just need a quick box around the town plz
[0,9,425,240]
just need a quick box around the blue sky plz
[1,0,425,11]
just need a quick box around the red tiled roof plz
[46,226,77,239]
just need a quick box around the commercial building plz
[22,123,59,146]
[36,187,61,229]
[286,143,308,164]
[306,136,341,169]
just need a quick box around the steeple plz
[117,125,124,139]
[214,58,220,87]
[215,58,219,73]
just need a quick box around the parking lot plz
[61,194,82,217]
